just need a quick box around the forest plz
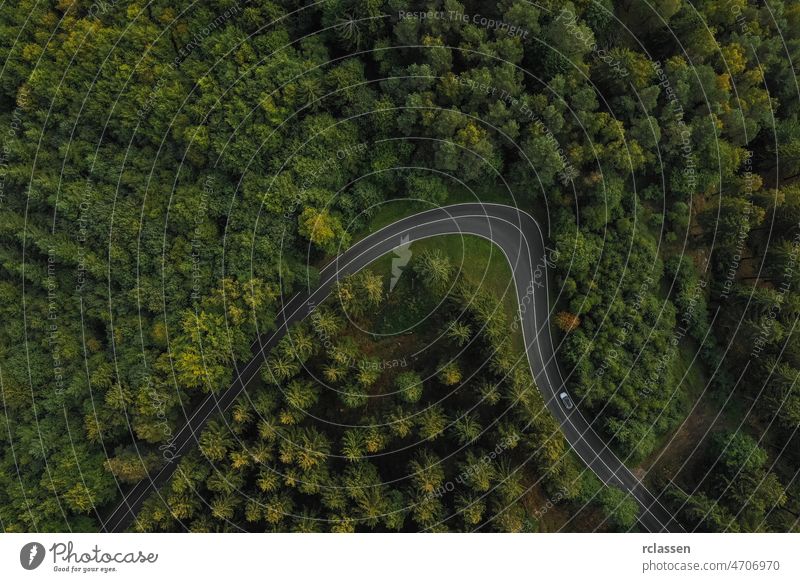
[0,0,799,532]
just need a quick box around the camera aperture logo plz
[20,542,46,570]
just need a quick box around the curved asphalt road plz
[101,203,683,533]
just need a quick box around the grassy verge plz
[364,234,525,355]
[360,184,538,242]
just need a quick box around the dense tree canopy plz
[0,0,798,533]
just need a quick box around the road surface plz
[101,203,683,533]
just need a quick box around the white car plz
[559,391,574,410]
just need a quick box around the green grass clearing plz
[360,184,537,242]
[365,234,525,355]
